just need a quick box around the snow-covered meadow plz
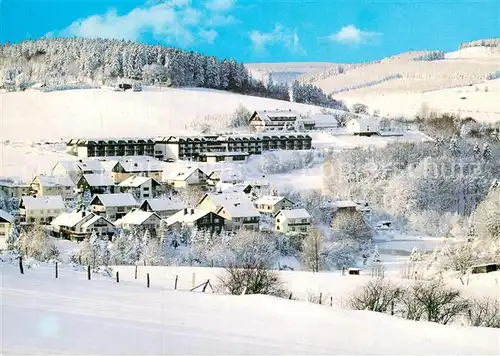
[1,260,499,355]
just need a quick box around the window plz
[143,187,150,191]
[277,226,280,230]
[301,219,307,223]
[300,227,307,232]
[234,218,240,222]
[214,218,219,223]
[277,219,280,223]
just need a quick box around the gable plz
[249,111,263,123]
[89,195,103,206]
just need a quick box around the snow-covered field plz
[246,62,334,85]
[2,260,499,355]
[293,46,500,122]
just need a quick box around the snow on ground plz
[0,87,326,142]
[2,261,499,355]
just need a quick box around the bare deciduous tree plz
[301,228,325,272]
[349,278,401,313]
[466,297,500,328]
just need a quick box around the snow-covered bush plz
[16,225,59,262]
[349,278,402,313]
[259,150,323,174]
[466,297,500,328]
[486,71,500,80]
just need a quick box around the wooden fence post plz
[202,279,210,292]
[19,256,24,275]
[87,266,91,280]
[330,296,333,307]
[192,273,196,288]
[147,273,150,288]
[55,262,58,278]
[289,292,293,300]
[174,275,178,290]
[135,265,138,280]
[319,292,322,305]
[116,271,119,283]
[391,301,395,316]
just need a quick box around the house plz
[249,109,301,132]
[50,210,115,241]
[207,169,244,186]
[30,174,75,200]
[118,176,160,200]
[216,201,260,231]
[166,208,226,234]
[110,157,164,183]
[76,174,116,195]
[19,196,65,225]
[89,193,139,222]
[311,113,339,130]
[0,180,30,198]
[66,138,155,158]
[274,209,312,234]
[52,159,106,183]
[199,151,249,163]
[346,117,379,136]
[0,209,15,249]
[115,210,163,235]
[254,196,294,215]
[139,197,184,218]
[164,166,209,188]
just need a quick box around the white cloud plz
[198,29,218,44]
[328,25,381,45]
[250,24,304,54]
[50,0,235,46]
[204,0,235,12]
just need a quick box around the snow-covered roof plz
[115,210,161,226]
[164,165,205,181]
[348,116,379,127]
[92,193,138,207]
[81,215,114,230]
[0,180,29,188]
[218,183,251,193]
[202,191,250,209]
[21,196,65,210]
[166,208,216,225]
[50,210,92,228]
[33,174,75,187]
[141,198,184,212]
[0,209,15,223]
[218,200,259,218]
[208,169,244,183]
[118,175,153,188]
[333,200,358,209]
[115,158,164,173]
[55,159,105,173]
[255,195,290,206]
[255,110,299,123]
[311,114,339,127]
[276,209,311,219]
[82,174,114,187]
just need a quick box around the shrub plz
[349,278,402,313]
[217,262,288,298]
[407,281,469,325]
[412,51,445,61]
[466,297,500,328]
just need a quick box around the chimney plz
[184,208,188,215]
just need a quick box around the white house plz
[50,210,115,241]
[118,176,160,200]
[114,210,163,234]
[52,159,106,183]
[254,196,294,215]
[19,196,66,225]
[311,113,339,130]
[163,166,208,188]
[0,209,15,250]
[274,209,312,234]
[346,117,379,136]
[139,197,184,218]
[89,193,139,222]
[249,109,300,132]
[30,174,76,200]
[207,169,244,186]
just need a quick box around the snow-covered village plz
[1,1,500,354]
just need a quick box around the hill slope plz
[2,261,499,355]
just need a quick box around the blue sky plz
[1,0,498,63]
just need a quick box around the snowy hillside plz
[246,62,334,85]
[0,86,324,142]
[2,261,499,355]
[296,41,500,121]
